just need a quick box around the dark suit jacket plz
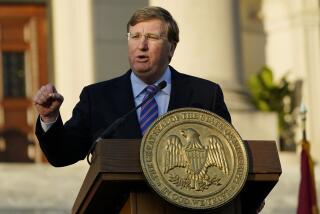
[36,67,231,166]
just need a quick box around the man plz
[34,6,231,167]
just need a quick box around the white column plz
[300,1,320,159]
[149,0,241,88]
[52,0,94,120]
[263,0,320,159]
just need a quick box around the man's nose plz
[138,36,148,50]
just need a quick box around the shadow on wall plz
[0,128,33,162]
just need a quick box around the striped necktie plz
[140,85,158,135]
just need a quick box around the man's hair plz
[127,6,179,45]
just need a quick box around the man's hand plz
[33,84,64,123]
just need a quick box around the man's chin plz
[132,70,157,84]
[132,68,151,75]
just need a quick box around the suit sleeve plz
[212,85,231,123]
[35,87,92,167]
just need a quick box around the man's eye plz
[132,34,141,39]
[146,34,160,40]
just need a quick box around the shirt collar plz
[131,67,171,98]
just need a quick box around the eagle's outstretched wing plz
[164,135,187,173]
[205,135,229,174]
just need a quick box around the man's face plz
[128,19,176,84]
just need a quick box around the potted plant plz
[247,66,302,151]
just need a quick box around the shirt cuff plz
[40,116,58,132]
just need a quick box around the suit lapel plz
[168,67,193,111]
[113,70,142,138]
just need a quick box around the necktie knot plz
[145,85,157,94]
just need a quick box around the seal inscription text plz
[140,108,248,210]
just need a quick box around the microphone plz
[86,80,167,164]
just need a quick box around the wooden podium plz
[72,140,282,214]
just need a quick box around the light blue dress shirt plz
[130,67,171,120]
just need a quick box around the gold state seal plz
[140,108,248,210]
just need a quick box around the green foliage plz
[248,66,292,112]
[248,66,301,150]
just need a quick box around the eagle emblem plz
[164,128,229,191]
[140,108,249,209]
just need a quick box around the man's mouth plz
[136,55,149,62]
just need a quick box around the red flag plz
[297,140,319,214]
